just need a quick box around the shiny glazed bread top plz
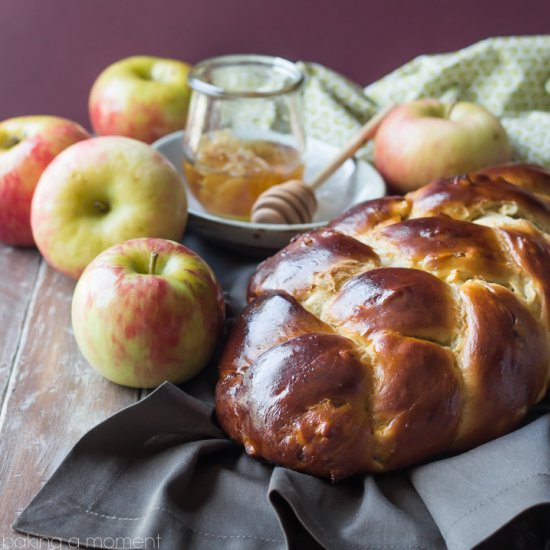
[215,163,550,480]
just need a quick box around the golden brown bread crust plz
[215,162,550,480]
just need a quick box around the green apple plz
[373,99,513,192]
[72,237,225,388]
[89,55,191,144]
[31,136,188,279]
[0,116,90,246]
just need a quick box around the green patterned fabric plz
[300,36,550,167]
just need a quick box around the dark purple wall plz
[1,0,548,129]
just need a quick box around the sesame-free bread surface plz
[215,163,550,480]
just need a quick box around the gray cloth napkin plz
[13,232,550,549]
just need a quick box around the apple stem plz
[93,200,109,213]
[6,136,20,148]
[445,101,458,119]
[149,251,159,275]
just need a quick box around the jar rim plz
[188,54,304,99]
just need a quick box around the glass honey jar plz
[182,55,305,221]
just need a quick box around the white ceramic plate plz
[153,130,386,253]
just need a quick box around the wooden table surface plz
[0,243,140,540]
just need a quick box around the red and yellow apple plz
[89,55,191,144]
[0,116,90,246]
[31,136,188,279]
[373,99,513,193]
[71,237,225,388]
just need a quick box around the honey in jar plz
[183,130,304,221]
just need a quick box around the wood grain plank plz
[0,244,42,404]
[0,262,139,537]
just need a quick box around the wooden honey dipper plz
[250,106,393,224]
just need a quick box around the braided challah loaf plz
[215,163,550,480]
